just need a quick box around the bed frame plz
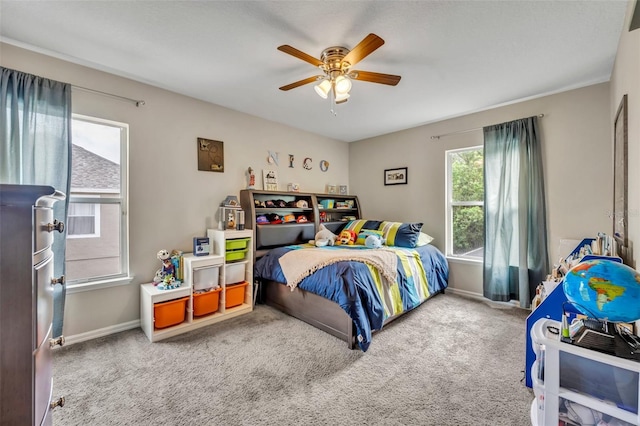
[241,189,444,349]
[262,280,359,348]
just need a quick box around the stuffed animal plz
[310,224,337,247]
[365,234,384,249]
[153,249,181,289]
[336,229,357,245]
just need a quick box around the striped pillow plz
[342,219,383,235]
[356,229,384,245]
[379,221,423,248]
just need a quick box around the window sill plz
[446,256,483,265]
[66,276,134,294]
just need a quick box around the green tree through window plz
[448,147,484,259]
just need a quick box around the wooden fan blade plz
[351,70,401,86]
[277,45,323,67]
[279,76,323,91]
[342,34,385,67]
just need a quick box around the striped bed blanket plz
[278,244,430,320]
[254,243,448,351]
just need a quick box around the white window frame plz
[445,145,484,263]
[67,198,101,239]
[66,114,131,292]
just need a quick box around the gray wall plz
[3,1,638,337]
[610,1,640,269]
[1,42,350,338]
[349,83,613,297]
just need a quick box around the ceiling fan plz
[277,33,401,111]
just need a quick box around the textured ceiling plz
[0,1,629,142]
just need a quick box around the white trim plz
[446,287,521,308]
[62,319,141,346]
[446,256,483,265]
[66,275,134,294]
[445,286,484,300]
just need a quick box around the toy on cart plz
[152,249,182,290]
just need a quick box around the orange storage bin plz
[193,287,222,317]
[225,281,248,308]
[154,296,188,329]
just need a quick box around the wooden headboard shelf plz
[239,189,361,260]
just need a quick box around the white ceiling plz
[0,1,629,142]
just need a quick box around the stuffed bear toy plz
[310,223,337,247]
[336,229,357,245]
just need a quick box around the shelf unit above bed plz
[239,189,361,260]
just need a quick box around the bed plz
[253,220,449,351]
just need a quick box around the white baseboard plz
[445,286,484,300]
[63,319,141,346]
[446,287,522,308]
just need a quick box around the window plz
[446,146,484,261]
[67,201,100,238]
[65,115,129,287]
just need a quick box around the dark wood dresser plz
[0,184,66,425]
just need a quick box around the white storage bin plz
[193,265,220,290]
[226,263,245,284]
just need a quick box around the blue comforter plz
[254,244,449,351]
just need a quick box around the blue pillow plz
[379,221,423,248]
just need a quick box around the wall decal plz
[289,154,295,168]
[303,157,312,170]
[267,151,279,166]
[319,160,329,172]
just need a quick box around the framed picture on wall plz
[263,169,278,191]
[384,167,408,185]
[197,138,224,172]
[613,94,628,248]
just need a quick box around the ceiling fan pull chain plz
[330,84,337,116]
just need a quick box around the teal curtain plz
[483,116,548,308]
[1,66,72,337]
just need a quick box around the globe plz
[563,259,640,323]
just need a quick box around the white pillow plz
[416,232,434,246]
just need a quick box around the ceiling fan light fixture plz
[314,79,332,99]
[334,75,352,95]
[335,91,350,103]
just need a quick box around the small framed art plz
[197,138,224,172]
[263,169,278,191]
[326,184,337,194]
[384,167,408,185]
[338,185,348,195]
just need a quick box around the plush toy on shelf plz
[336,229,357,245]
[310,223,337,247]
[153,249,182,290]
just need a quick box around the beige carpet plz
[52,293,533,425]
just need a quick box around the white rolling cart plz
[530,318,640,425]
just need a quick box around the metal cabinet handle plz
[46,220,65,233]
[50,396,65,410]
[49,335,65,348]
[51,275,65,287]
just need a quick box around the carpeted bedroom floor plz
[52,293,533,425]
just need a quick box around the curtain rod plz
[430,114,544,140]
[72,85,145,107]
